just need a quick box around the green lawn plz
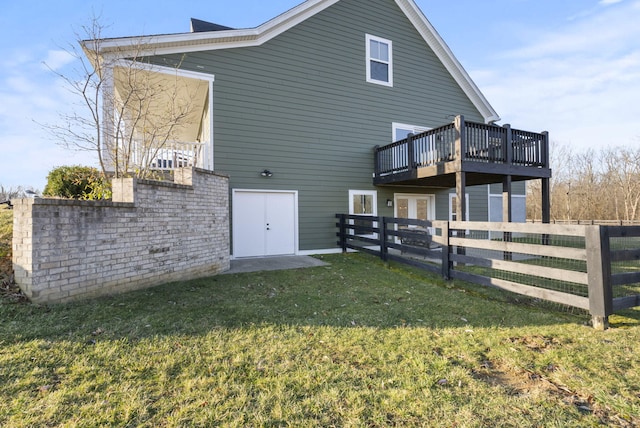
[1,253,639,427]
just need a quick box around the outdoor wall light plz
[260,169,273,177]
[387,199,393,207]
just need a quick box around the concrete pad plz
[222,255,328,274]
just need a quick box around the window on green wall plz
[349,190,378,237]
[366,34,393,87]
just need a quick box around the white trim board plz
[83,0,499,123]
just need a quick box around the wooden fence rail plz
[336,214,640,329]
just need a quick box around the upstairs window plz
[366,34,393,87]
[392,123,430,142]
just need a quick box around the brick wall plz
[12,168,229,304]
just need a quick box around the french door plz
[394,193,435,238]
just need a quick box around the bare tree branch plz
[41,15,197,180]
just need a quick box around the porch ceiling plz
[113,67,209,142]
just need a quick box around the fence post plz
[441,221,451,279]
[338,214,347,253]
[585,225,613,330]
[380,216,388,262]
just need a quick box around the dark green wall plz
[149,0,497,251]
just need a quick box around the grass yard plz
[1,253,639,427]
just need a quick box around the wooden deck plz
[374,116,551,188]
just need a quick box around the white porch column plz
[101,60,117,175]
[205,80,215,170]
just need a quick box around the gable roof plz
[84,0,499,123]
[190,18,235,33]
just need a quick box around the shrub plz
[0,206,11,258]
[43,166,112,200]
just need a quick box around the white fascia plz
[92,0,340,59]
[88,0,499,124]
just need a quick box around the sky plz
[1,0,638,190]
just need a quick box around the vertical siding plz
[149,0,487,251]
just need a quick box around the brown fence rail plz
[529,219,640,226]
[336,214,640,329]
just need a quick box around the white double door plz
[232,190,297,258]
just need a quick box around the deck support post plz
[502,175,513,261]
[454,115,467,223]
[454,114,467,262]
[454,170,467,262]
[541,176,551,245]
[455,171,466,223]
[502,175,512,223]
[541,131,551,224]
[541,131,551,244]
[542,177,551,224]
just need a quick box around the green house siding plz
[489,182,526,195]
[149,0,488,252]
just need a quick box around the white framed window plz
[366,34,393,87]
[392,123,433,169]
[349,190,378,237]
[449,193,470,222]
[392,123,430,142]
[449,193,470,236]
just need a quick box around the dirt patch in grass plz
[473,336,638,428]
[0,256,11,279]
[506,334,562,352]
[479,366,637,427]
[0,256,26,303]
[475,363,555,397]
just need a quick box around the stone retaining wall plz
[12,168,229,303]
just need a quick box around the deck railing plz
[128,141,205,171]
[374,116,548,179]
